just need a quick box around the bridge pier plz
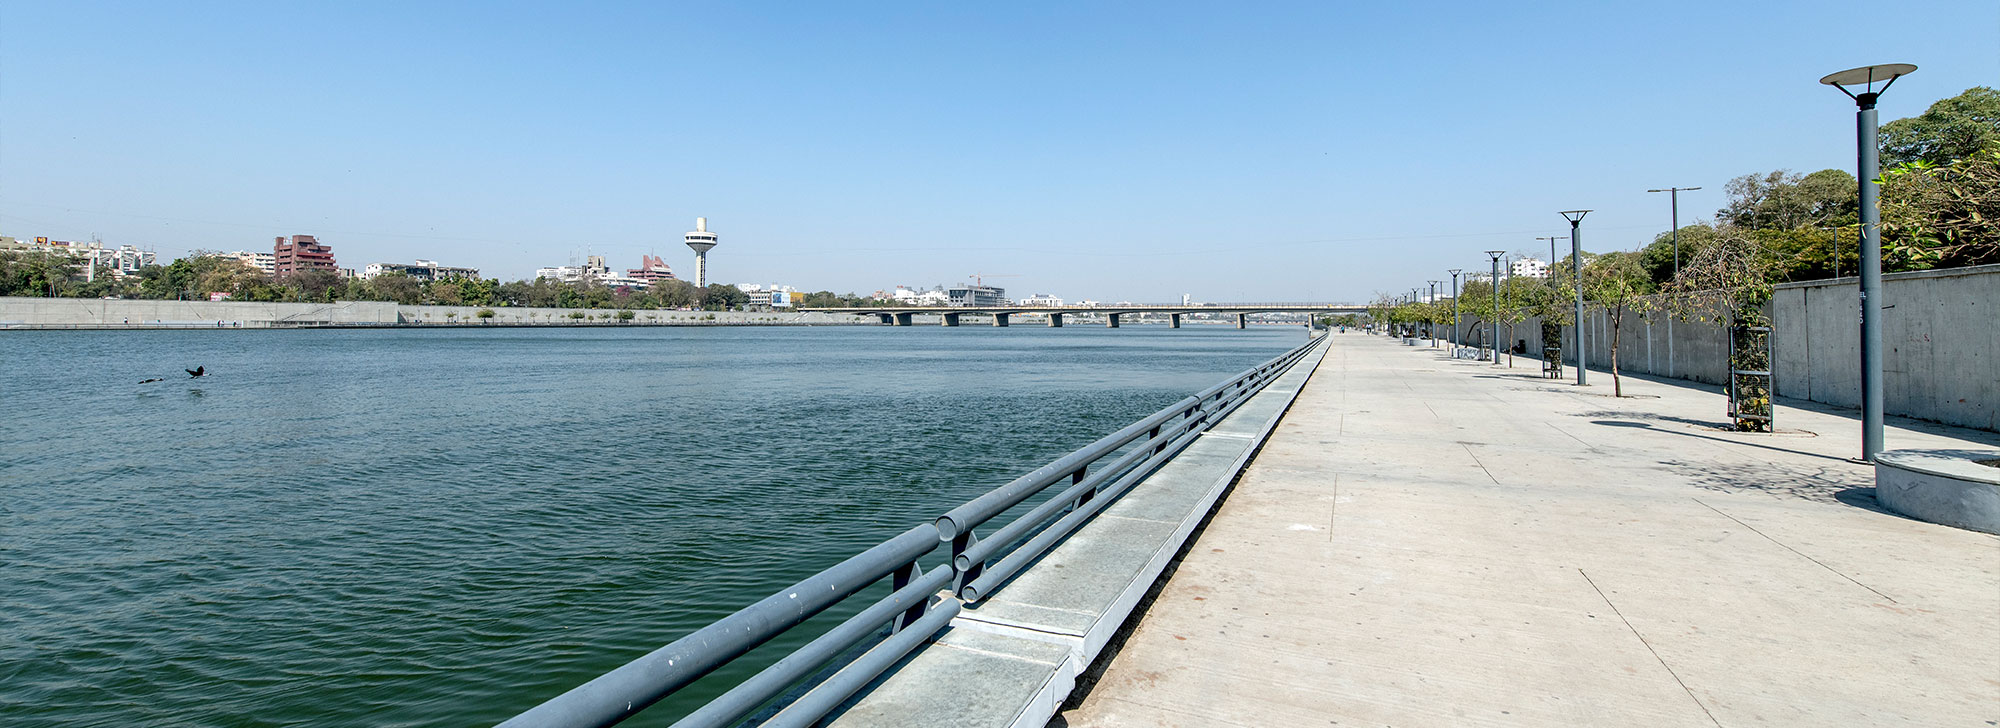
[1169,313,1181,329]
[876,313,895,326]
[1106,313,1121,328]
[1236,313,1247,329]
[941,312,960,327]
[1047,313,1063,328]
[893,312,913,326]
[992,313,1009,327]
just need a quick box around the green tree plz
[0,250,81,297]
[1582,252,1655,397]
[653,279,700,309]
[1880,86,2000,167]
[368,273,422,304]
[1880,148,2000,270]
[1663,229,1776,431]
[1717,169,1856,231]
[701,283,748,311]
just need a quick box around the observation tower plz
[684,217,718,287]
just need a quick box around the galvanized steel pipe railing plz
[496,334,1323,728]
[944,336,1322,602]
[496,525,939,728]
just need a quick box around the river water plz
[0,324,1303,727]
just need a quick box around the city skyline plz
[2,2,1993,301]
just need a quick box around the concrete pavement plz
[1059,332,2000,727]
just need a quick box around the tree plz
[1717,169,1856,231]
[283,270,345,302]
[0,250,82,296]
[367,273,422,304]
[1663,229,1776,431]
[701,283,747,311]
[1880,86,2000,167]
[1880,148,2000,270]
[1582,252,1655,397]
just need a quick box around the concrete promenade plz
[1061,332,2000,726]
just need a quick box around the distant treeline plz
[0,251,911,310]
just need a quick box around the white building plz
[213,250,276,274]
[1511,257,1550,279]
[4,237,155,279]
[890,286,951,306]
[738,283,801,308]
[1018,293,1063,307]
[536,255,655,290]
[363,259,479,282]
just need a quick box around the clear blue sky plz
[2,1,1994,302]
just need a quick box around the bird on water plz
[138,366,204,384]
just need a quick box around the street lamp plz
[1559,210,1591,385]
[1646,187,1703,278]
[1535,235,1567,284]
[1485,251,1504,364]
[1823,62,1915,461]
[1427,281,1441,346]
[1646,187,1700,379]
[1447,269,1462,351]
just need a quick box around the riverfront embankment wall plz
[0,297,873,328]
[1449,263,1998,431]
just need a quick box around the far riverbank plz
[0,297,873,329]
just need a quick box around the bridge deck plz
[1059,333,1999,726]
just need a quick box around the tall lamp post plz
[1559,210,1591,385]
[1485,251,1504,365]
[1427,281,1441,346]
[1448,269,1462,351]
[1646,187,1702,276]
[1823,63,1915,462]
[1535,235,1567,287]
[1646,187,1700,380]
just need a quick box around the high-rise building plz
[1511,257,1550,279]
[273,235,336,277]
[684,218,718,287]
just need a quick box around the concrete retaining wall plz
[1446,264,1998,431]
[0,297,871,328]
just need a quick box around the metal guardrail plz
[497,334,1327,728]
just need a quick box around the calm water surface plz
[0,324,1303,726]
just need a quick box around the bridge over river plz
[805,303,1367,328]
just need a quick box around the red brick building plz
[272,235,336,277]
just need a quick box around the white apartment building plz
[536,255,653,290]
[1511,257,1550,279]
[890,286,951,306]
[213,250,276,274]
[363,259,479,282]
[1018,293,1063,306]
[3,237,156,279]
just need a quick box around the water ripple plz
[0,325,1302,726]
